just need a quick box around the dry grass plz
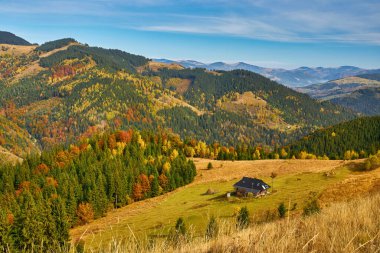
[72,191,380,253]
[137,61,184,73]
[11,42,80,82]
[155,94,205,115]
[165,78,192,95]
[0,146,22,165]
[70,159,369,249]
[0,44,37,56]
[193,158,353,184]
[333,76,380,86]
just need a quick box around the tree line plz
[0,129,196,251]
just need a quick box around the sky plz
[1,0,379,69]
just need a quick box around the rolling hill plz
[296,74,380,115]
[287,116,380,159]
[0,115,40,165]
[155,59,380,87]
[0,31,31,45]
[0,37,357,154]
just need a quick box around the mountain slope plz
[0,38,356,150]
[0,115,40,164]
[296,75,380,115]
[0,31,31,45]
[154,59,380,87]
[287,116,380,159]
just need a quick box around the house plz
[233,177,270,197]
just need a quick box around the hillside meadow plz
[70,159,380,251]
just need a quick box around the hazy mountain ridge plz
[296,74,380,115]
[154,59,380,87]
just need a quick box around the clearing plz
[70,159,380,250]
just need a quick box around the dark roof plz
[233,177,270,191]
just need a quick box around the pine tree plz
[175,217,186,235]
[278,202,287,218]
[205,216,218,239]
[237,206,249,229]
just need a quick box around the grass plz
[73,162,352,250]
[72,188,380,253]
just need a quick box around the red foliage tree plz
[108,134,117,149]
[116,129,133,143]
[76,203,94,225]
[33,163,50,175]
[158,174,168,189]
[132,183,143,200]
[140,174,151,194]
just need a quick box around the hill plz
[154,59,380,87]
[0,37,356,150]
[0,129,196,251]
[69,158,380,251]
[296,75,380,115]
[0,31,31,45]
[0,115,40,164]
[287,116,380,159]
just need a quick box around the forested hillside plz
[0,129,196,251]
[0,37,356,161]
[287,116,380,159]
[0,31,31,45]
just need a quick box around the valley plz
[0,28,379,253]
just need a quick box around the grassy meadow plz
[68,158,380,251]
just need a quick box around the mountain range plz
[296,74,380,115]
[154,59,380,87]
[0,34,357,163]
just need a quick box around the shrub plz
[303,199,320,216]
[237,206,250,229]
[205,216,219,239]
[175,217,186,235]
[278,202,287,218]
[207,162,213,170]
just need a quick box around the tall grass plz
[80,192,380,253]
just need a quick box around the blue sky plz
[1,0,379,69]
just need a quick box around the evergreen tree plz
[278,202,287,218]
[205,216,219,239]
[237,207,250,229]
[175,217,186,235]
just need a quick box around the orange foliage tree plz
[76,203,94,225]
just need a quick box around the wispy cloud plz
[0,0,379,44]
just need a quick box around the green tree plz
[278,202,287,218]
[175,217,186,235]
[205,216,219,239]
[237,206,249,229]
[0,210,14,252]
[207,162,213,170]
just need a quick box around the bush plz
[303,199,320,216]
[175,217,186,235]
[278,202,287,218]
[205,216,219,239]
[237,206,249,229]
[207,162,213,170]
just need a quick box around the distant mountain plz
[296,74,380,115]
[0,31,31,45]
[154,59,380,87]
